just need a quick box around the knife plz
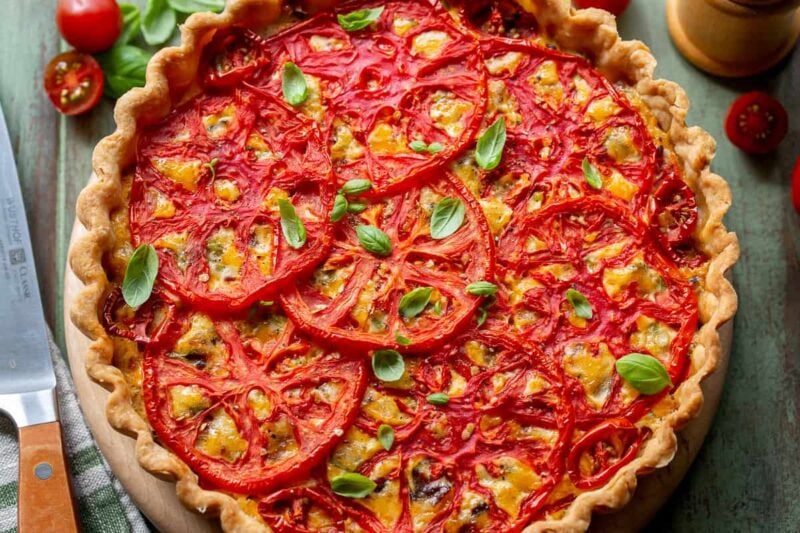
[0,104,79,532]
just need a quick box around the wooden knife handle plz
[18,422,79,533]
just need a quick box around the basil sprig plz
[97,45,152,98]
[330,194,348,222]
[278,199,307,249]
[466,281,497,296]
[566,288,593,319]
[582,157,603,190]
[167,0,225,13]
[377,424,394,450]
[143,0,177,46]
[430,198,465,240]
[372,349,405,382]
[475,118,507,170]
[616,353,672,395]
[357,225,392,256]
[118,4,142,45]
[409,140,444,154]
[282,62,309,107]
[340,179,373,195]
[337,6,385,32]
[122,244,159,307]
[426,392,449,405]
[330,473,377,498]
[399,287,433,319]
[331,180,373,222]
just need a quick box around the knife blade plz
[0,103,78,532]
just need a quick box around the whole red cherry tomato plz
[56,0,122,53]
[574,0,631,16]
[725,91,788,155]
[43,51,104,115]
[792,156,800,214]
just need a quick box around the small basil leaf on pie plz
[282,62,309,106]
[475,117,507,170]
[278,198,307,249]
[430,197,465,239]
[398,287,433,318]
[582,157,603,189]
[466,281,498,296]
[372,349,405,382]
[426,392,449,405]
[340,179,373,195]
[377,424,394,451]
[122,244,159,308]
[395,333,411,346]
[566,288,593,319]
[356,225,392,256]
[616,353,672,395]
[330,193,348,222]
[337,6,385,32]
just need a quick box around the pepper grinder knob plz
[666,0,800,77]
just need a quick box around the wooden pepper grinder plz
[666,0,800,77]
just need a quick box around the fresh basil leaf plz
[356,225,392,256]
[347,202,367,213]
[204,158,218,180]
[466,281,497,296]
[278,198,307,249]
[337,6,385,32]
[341,179,372,195]
[167,0,225,14]
[395,333,411,346]
[398,287,432,319]
[330,473,376,498]
[118,3,142,45]
[122,244,159,307]
[331,193,348,222]
[566,288,593,319]
[142,0,176,45]
[475,118,507,170]
[97,45,152,99]
[372,349,405,382]
[476,306,488,327]
[282,62,308,107]
[616,353,672,395]
[427,142,444,154]
[432,300,443,316]
[430,197,465,240]
[377,424,394,450]
[582,157,603,190]
[409,140,428,153]
[426,393,449,405]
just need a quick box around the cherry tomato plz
[574,0,631,16]
[43,51,104,116]
[725,91,788,155]
[56,0,122,53]
[201,28,269,88]
[792,156,800,214]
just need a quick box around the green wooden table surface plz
[1,0,798,531]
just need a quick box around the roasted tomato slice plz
[258,0,487,193]
[131,88,334,311]
[650,169,698,247]
[43,51,104,116]
[566,418,643,490]
[725,91,788,155]
[142,305,367,494]
[102,288,176,344]
[259,486,351,532]
[496,198,697,422]
[792,156,800,214]
[262,326,571,530]
[201,27,269,88]
[281,175,494,351]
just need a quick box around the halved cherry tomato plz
[143,306,367,494]
[566,418,643,489]
[56,0,121,54]
[201,28,269,88]
[792,156,800,214]
[725,91,788,155]
[650,172,698,248]
[43,51,105,116]
[574,0,631,16]
[102,288,176,344]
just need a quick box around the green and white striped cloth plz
[0,330,148,533]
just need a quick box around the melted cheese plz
[203,105,236,138]
[170,314,229,376]
[261,414,299,462]
[407,457,454,532]
[563,343,615,409]
[586,96,620,123]
[630,315,676,363]
[152,158,203,191]
[529,61,563,107]
[263,187,289,212]
[605,127,640,163]
[393,16,418,36]
[603,256,665,299]
[538,262,577,281]
[368,121,408,155]
[331,119,365,163]
[584,240,629,272]
[213,179,240,202]
[169,385,210,419]
[411,31,450,58]
[312,264,354,299]
[479,196,513,236]
[358,455,402,528]
[476,457,541,518]
[309,34,347,52]
[247,389,273,420]
[246,132,274,161]
[196,408,247,462]
[206,227,244,292]
[485,52,524,75]
[573,75,592,107]
[504,274,541,306]
[362,387,412,426]
[450,153,481,197]
[147,188,175,218]
[249,224,274,277]
[488,80,522,126]
[154,231,188,272]
[429,91,470,138]
[444,490,490,532]
[329,426,382,472]
[464,340,495,367]
[604,170,639,201]
[300,75,326,124]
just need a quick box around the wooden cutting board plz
[63,221,733,533]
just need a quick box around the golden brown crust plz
[68,1,739,531]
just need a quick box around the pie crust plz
[69,1,740,531]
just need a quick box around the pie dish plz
[69,0,739,531]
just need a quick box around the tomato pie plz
[70,0,739,531]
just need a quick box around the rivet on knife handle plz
[18,421,79,533]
